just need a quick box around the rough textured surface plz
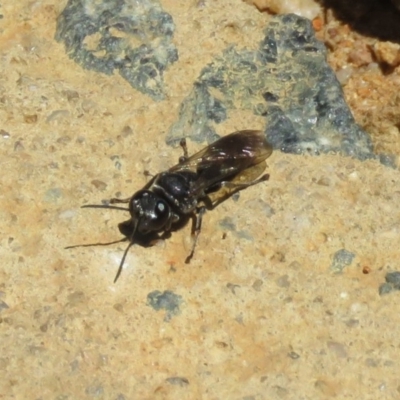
[55,0,178,100]
[168,14,379,164]
[1,0,400,399]
[244,0,321,19]
[379,271,400,295]
[147,290,182,321]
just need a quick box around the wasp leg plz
[179,138,189,163]
[185,206,206,263]
[143,170,154,178]
[211,173,270,209]
[110,197,131,204]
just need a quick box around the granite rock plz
[55,0,178,100]
[168,14,379,163]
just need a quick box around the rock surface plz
[1,1,400,399]
[56,0,178,100]
[168,14,378,164]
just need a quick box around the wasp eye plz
[156,201,168,216]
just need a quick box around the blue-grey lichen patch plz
[218,217,253,241]
[219,216,236,232]
[44,187,63,203]
[147,290,182,321]
[0,300,9,312]
[85,382,104,397]
[330,249,355,273]
[166,376,190,386]
[55,0,178,101]
[379,271,400,295]
[167,14,375,162]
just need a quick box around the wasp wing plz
[170,130,272,193]
[205,161,268,207]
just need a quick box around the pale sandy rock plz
[1,1,400,399]
[244,0,321,19]
[373,41,400,67]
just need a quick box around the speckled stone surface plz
[168,14,377,163]
[1,1,400,399]
[56,0,178,100]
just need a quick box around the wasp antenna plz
[81,204,129,212]
[65,238,127,250]
[114,218,140,283]
[113,241,135,283]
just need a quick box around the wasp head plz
[122,190,171,236]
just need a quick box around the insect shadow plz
[66,130,272,283]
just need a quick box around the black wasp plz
[66,130,273,282]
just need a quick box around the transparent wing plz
[205,161,269,208]
[169,130,272,191]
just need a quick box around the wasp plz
[66,130,273,282]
